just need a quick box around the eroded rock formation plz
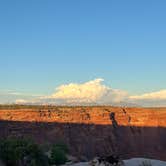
[0,106,166,160]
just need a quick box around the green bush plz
[53,142,69,154]
[50,143,68,165]
[0,138,69,166]
[25,143,49,166]
[0,138,49,166]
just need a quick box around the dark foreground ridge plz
[0,120,166,161]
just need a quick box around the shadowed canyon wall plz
[0,107,166,160]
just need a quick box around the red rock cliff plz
[0,107,166,160]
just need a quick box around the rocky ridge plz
[0,106,165,160]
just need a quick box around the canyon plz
[0,106,166,161]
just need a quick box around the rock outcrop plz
[0,106,166,160]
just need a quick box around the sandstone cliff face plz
[0,107,166,160]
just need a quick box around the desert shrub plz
[53,142,69,154]
[0,138,27,165]
[49,143,68,165]
[0,137,49,166]
[25,143,49,166]
[139,160,152,166]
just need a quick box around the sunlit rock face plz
[0,106,166,160]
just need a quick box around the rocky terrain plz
[0,106,166,161]
[71,158,166,166]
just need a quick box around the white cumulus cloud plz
[46,78,128,104]
[128,90,166,107]
[15,99,27,104]
[6,78,166,107]
[51,78,106,101]
[129,90,166,100]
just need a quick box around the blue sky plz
[0,0,166,103]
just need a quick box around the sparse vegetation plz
[0,138,69,166]
[54,142,69,153]
[0,104,59,110]
[0,104,113,110]
[49,143,68,165]
[0,137,49,166]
